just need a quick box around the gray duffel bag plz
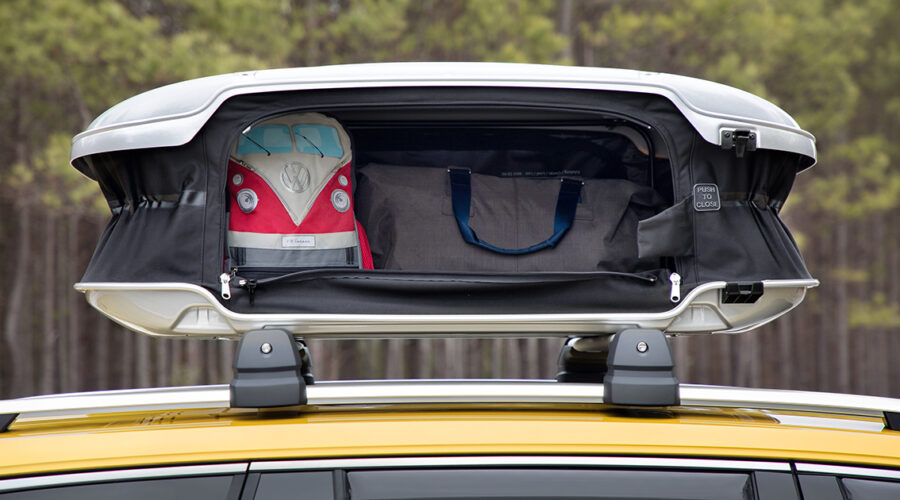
[356,164,665,273]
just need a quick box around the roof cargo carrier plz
[70,63,818,339]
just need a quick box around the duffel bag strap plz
[448,168,583,255]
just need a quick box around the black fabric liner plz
[685,142,810,283]
[74,86,811,316]
[79,149,214,284]
[352,126,665,195]
[226,269,671,315]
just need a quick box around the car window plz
[753,471,800,499]
[796,474,843,500]
[247,471,334,500]
[841,477,900,500]
[0,475,237,500]
[346,469,754,500]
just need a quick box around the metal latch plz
[721,129,757,158]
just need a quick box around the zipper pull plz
[669,272,681,303]
[240,278,258,306]
[219,272,232,300]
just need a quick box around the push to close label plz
[693,183,721,211]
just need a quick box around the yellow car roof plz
[2,381,898,478]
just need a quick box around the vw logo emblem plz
[281,161,311,193]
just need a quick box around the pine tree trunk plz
[156,337,170,386]
[416,339,432,378]
[870,212,888,395]
[220,339,235,383]
[305,0,319,65]
[40,211,57,394]
[67,214,81,391]
[490,339,503,377]
[504,339,521,379]
[120,327,134,389]
[136,333,151,387]
[524,338,540,379]
[442,339,464,378]
[205,340,219,384]
[890,210,900,396]
[834,220,850,392]
[95,318,111,390]
[776,316,793,389]
[385,339,404,378]
[4,203,34,397]
[186,339,202,385]
[56,217,70,391]
[815,218,833,391]
[557,0,575,62]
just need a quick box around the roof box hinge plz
[721,282,764,304]
[721,129,757,158]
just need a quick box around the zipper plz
[220,268,261,304]
[219,271,232,300]
[228,269,661,289]
[669,272,681,303]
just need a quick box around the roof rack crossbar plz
[2,382,899,433]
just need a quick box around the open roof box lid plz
[70,63,817,339]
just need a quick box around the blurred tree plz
[309,0,566,64]
[0,0,259,395]
[572,0,900,393]
[0,0,898,398]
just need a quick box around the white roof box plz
[71,63,817,339]
[71,63,815,166]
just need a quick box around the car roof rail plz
[3,328,899,432]
[3,381,900,433]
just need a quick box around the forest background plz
[1,0,899,399]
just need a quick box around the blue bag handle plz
[448,168,583,255]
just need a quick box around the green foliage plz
[849,293,900,329]
[0,0,895,235]
[830,267,870,284]
[0,0,897,239]
[35,134,107,215]
[805,137,900,218]
[0,0,571,219]
[317,0,412,63]
[5,133,105,215]
[0,0,266,215]
[577,0,900,223]
[165,0,297,64]
[316,0,565,64]
[580,0,786,96]
[0,0,899,397]
[408,0,564,63]
[1,0,166,112]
